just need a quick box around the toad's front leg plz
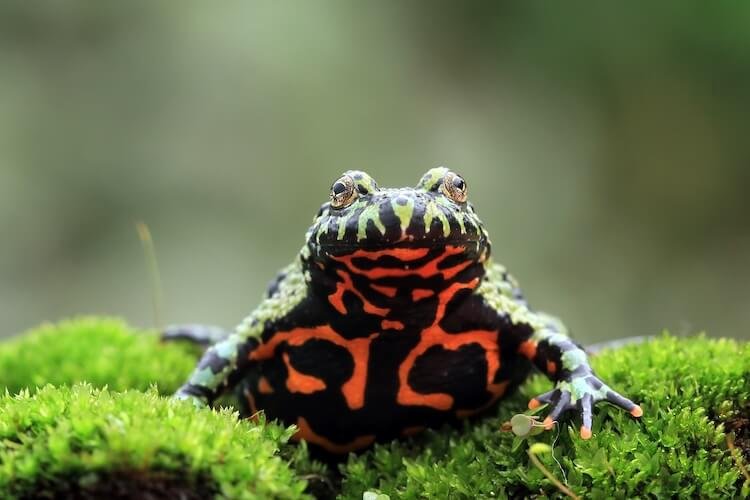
[172,332,259,406]
[518,314,642,439]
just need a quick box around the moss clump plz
[0,384,309,499]
[339,335,750,499]
[0,317,198,395]
[2,319,748,498]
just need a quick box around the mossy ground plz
[0,385,307,499]
[0,317,748,498]
[0,317,198,395]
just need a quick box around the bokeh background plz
[1,2,748,343]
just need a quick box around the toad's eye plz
[330,175,357,209]
[440,172,468,203]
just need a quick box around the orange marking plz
[258,376,273,394]
[250,325,377,410]
[528,398,541,410]
[543,416,554,430]
[580,426,592,440]
[340,336,376,409]
[328,269,389,316]
[546,360,557,375]
[331,245,470,281]
[411,288,435,301]
[401,426,425,437]
[456,380,509,418]
[294,417,375,454]
[436,279,478,320]
[519,340,538,359]
[381,319,405,330]
[283,352,326,394]
[342,247,431,261]
[397,278,499,411]
[441,259,473,280]
[397,324,499,410]
[631,405,643,418]
[370,283,398,297]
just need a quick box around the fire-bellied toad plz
[165,167,642,454]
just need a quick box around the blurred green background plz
[1,2,748,343]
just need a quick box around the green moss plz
[2,319,748,498]
[339,334,750,499]
[0,317,198,395]
[0,384,308,499]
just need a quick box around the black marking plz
[364,218,382,241]
[377,200,404,242]
[580,393,594,430]
[568,365,593,379]
[197,349,232,374]
[588,376,604,391]
[409,343,492,410]
[287,340,354,386]
[547,391,572,421]
[605,389,636,411]
[437,251,469,271]
[266,270,288,297]
[334,203,368,242]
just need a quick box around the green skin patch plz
[391,195,416,235]
[356,203,386,241]
[423,200,450,238]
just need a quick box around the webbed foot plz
[528,373,642,439]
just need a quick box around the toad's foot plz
[528,373,642,439]
[173,385,211,408]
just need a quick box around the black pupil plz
[332,181,347,195]
[452,177,465,190]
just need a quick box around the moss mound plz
[0,384,308,499]
[1,318,748,498]
[0,317,197,395]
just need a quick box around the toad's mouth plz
[317,236,484,254]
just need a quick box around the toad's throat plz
[329,245,478,280]
[322,245,485,319]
